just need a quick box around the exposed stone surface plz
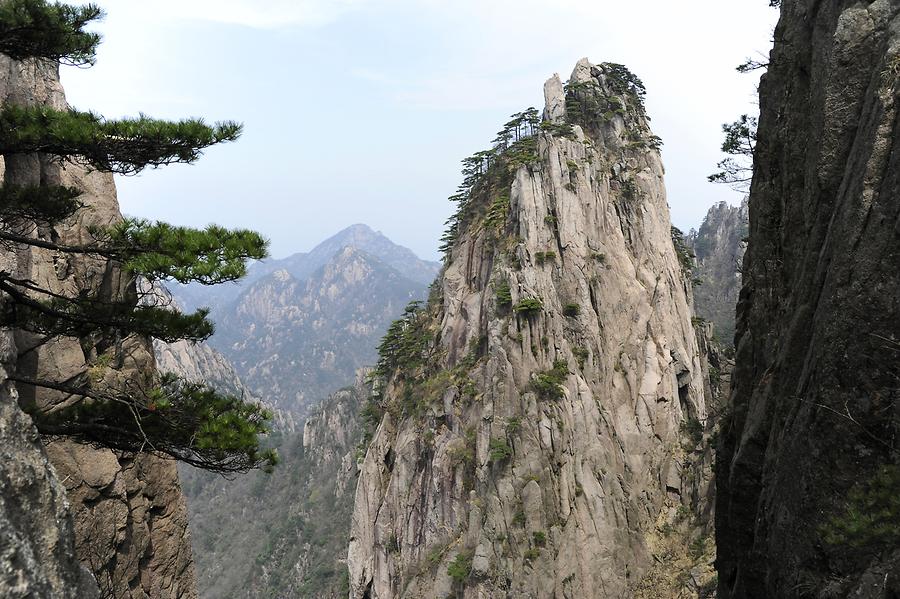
[716,1,900,597]
[687,199,748,347]
[348,59,714,598]
[0,331,98,599]
[0,55,197,598]
[45,446,196,599]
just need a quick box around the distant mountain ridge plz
[171,225,440,414]
[174,224,440,315]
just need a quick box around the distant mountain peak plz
[271,268,293,282]
[336,222,378,235]
[171,224,440,321]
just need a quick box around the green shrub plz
[540,120,575,138]
[708,366,721,387]
[690,536,707,559]
[680,417,703,449]
[489,438,512,462]
[532,360,568,400]
[591,252,606,264]
[484,193,510,231]
[449,445,474,467]
[513,509,526,526]
[427,545,447,569]
[523,547,540,561]
[532,531,546,547]
[821,464,900,550]
[495,280,512,310]
[562,303,580,317]
[374,300,431,380]
[514,297,543,316]
[671,226,696,276]
[572,346,589,369]
[447,550,473,584]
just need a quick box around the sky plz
[61,0,777,261]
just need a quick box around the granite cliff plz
[0,54,196,598]
[348,59,717,598]
[716,0,900,596]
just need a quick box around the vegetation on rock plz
[0,0,274,474]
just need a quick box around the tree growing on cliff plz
[0,0,276,474]
[707,114,757,192]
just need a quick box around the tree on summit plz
[0,0,276,474]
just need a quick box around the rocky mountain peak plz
[348,58,714,598]
[271,268,292,283]
[687,198,748,346]
[209,238,428,414]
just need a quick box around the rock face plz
[348,59,714,598]
[0,56,197,597]
[180,377,367,599]
[0,331,98,599]
[197,241,432,414]
[687,199,748,347]
[716,1,900,597]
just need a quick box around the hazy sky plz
[61,1,777,261]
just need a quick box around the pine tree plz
[708,114,757,192]
[0,0,276,474]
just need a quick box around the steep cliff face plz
[716,1,900,597]
[0,56,197,598]
[348,59,714,598]
[687,199,748,347]
[0,332,98,598]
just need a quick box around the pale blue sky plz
[61,1,776,261]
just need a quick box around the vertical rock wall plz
[0,330,99,599]
[716,1,900,596]
[0,55,198,598]
[348,59,714,598]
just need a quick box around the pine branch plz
[0,273,215,342]
[16,373,277,474]
[0,218,268,285]
[0,0,103,66]
[0,105,242,175]
[0,184,83,225]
